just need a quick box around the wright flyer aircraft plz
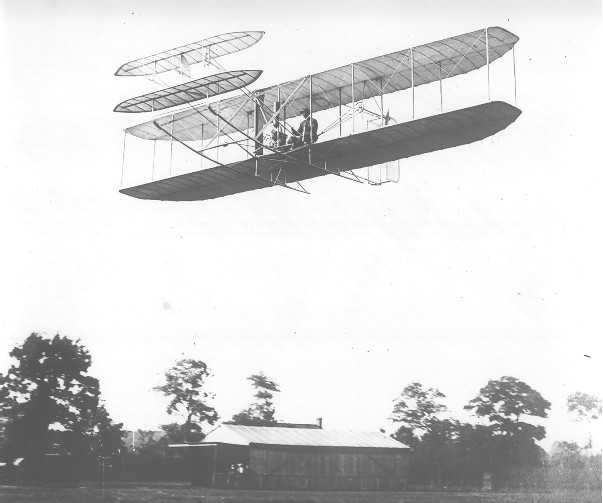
[115,28,521,201]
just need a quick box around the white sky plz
[1,0,601,451]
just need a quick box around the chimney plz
[316,417,323,429]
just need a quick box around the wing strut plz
[152,120,310,196]
[205,104,364,185]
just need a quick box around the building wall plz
[249,445,409,491]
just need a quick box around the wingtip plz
[488,26,519,43]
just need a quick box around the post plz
[120,131,126,186]
[512,45,517,106]
[211,445,218,487]
[485,27,490,101]
[200,123,204,168]
[309,74,313,164]
[309,75,313,141]
[283,105,287,138]
[254,93,265,156]
[276,86,281,149]
[151,140,156,180]
[216,101,220,163]
[410,47,414,119]
[351,64,355,134]
[246,111,251,158]
[169,115,174,176]
[439,62,443,113]
[380,78,384,127]
[338,87,342,136]
[151,98,156,179]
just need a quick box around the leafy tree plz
[464,376,550,488]
[548,441,601,490]
[154,359,218,442]
[0,333,123,478]
[231,372,280,426]
[464,376,551,440]
[391,382,447,445]
[567,391,601,451]
[77,403,124,457]
[567,392,601,421]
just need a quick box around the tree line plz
[0,332,600,490]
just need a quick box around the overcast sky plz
[1,0,601,451]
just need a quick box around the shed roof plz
[202,424,409,449]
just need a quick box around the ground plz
[0,485,600,503]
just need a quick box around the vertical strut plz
[151,140,156,181]
[439,62,443,113]
[380,78,384,126]
[351,64,355,134]
[338,87,342,137]
[151,95,155,180]
[485,27,490,101]
[410,47,415,119]
[254,93,264,156]
[246,111,251,158]
[120,131,126,186]
[309,74,313,164]
[283,105,287,127]
[512,45,517,106]
[216,101,220,163]
[169,115,174,176]
[200,123,204,168]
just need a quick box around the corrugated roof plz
[202,424,409,449]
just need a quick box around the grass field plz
[0,484,600,503]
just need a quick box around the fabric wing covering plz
[115,31,265,76]
[120,101,521,201]
[126,26,518,141]
[114,70,262,113]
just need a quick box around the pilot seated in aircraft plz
[297,107,318,145]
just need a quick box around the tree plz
[464,376,550,488]
[154,359,218,443]
[567,391,601,451]
[548,441,601,491]
[0,333,123,478]
[74,402,124,458]
[391,382,447,445]
[464,376,551,440]
[567,392,601,421]
[231,372,280,426]
[390,382,450,487]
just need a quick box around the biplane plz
[115,28,521,201]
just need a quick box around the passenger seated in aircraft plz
[297,107,318,145]
[264,117,287,152]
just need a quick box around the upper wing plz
[120,101,521,201]
[115,31,265,76]
[125,27,518,142]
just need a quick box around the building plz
[171,422,410,491]
[122,430,166,452]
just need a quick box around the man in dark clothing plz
[296,107,318,145]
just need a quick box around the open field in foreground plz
[0,484,600,503]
